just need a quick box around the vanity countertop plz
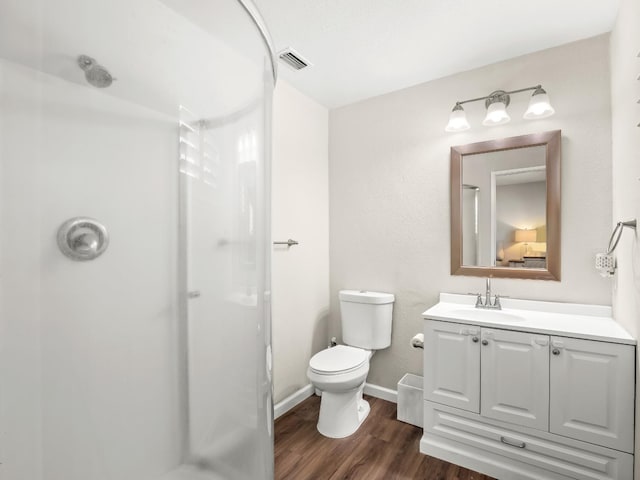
[422,293,636,345]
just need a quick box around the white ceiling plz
[0,0,268,119]
[253,0,620,108]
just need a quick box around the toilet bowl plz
[307,345,371,438]
[307,290,394,438]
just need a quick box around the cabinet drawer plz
[425,401,633,480]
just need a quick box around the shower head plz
[77,55,114,88]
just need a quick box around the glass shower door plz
[179,76,273,480]
[0,0,274,479]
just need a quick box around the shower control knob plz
[57,217,109,261]
[481,339,489,346]
[472,336,479,343]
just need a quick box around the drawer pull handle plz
[500,436,526,449]
[472,336,479,343]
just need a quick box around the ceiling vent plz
[278,48,312,71]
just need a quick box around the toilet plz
[307,290,394,438]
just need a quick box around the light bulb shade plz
[515,229,537,243]
[445,105,470,132]
[524,89,555,119]
[482,101,510,126]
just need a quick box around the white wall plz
[610,0,640,340]
[329,35,613,390]
[609,0,640,474]
[272,80,329,403]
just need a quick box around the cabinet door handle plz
[472,336,479,343]
[481,339,489,346]
[500,436,526,449]
[552,348,561,355]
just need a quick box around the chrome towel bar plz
[273,239,299,247]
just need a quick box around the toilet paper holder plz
[411,333,424,349]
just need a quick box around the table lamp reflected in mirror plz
[515,228,537,259]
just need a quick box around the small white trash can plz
[397,373,423,428]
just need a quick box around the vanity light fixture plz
[445,85,555,132]
[523,86,555,119]
[445,104,471,132]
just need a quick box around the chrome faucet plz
[485,277,492,306]
[475,278,502,310]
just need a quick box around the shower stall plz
[0,0,275,479]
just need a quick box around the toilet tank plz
[339,290,394,350]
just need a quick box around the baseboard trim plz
[364,382,398,403]
[274,382,397,419]
[274,384,314,419]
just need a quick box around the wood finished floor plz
[275,395,496,480]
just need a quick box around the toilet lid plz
[309,345,367,374]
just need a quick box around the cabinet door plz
[549,336,635,453]
[424,320,480,413]
[481,328,549,430]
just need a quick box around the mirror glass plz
[462,146,546,268]
[451,130,560,280]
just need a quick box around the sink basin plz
[447,308,525,323]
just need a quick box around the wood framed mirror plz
[451,130,561,280]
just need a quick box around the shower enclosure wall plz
[0,0,275,479]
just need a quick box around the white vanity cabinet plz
[420,294,636,480]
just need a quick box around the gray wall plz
[329,35,613,390]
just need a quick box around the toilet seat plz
[309,345,367,375]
